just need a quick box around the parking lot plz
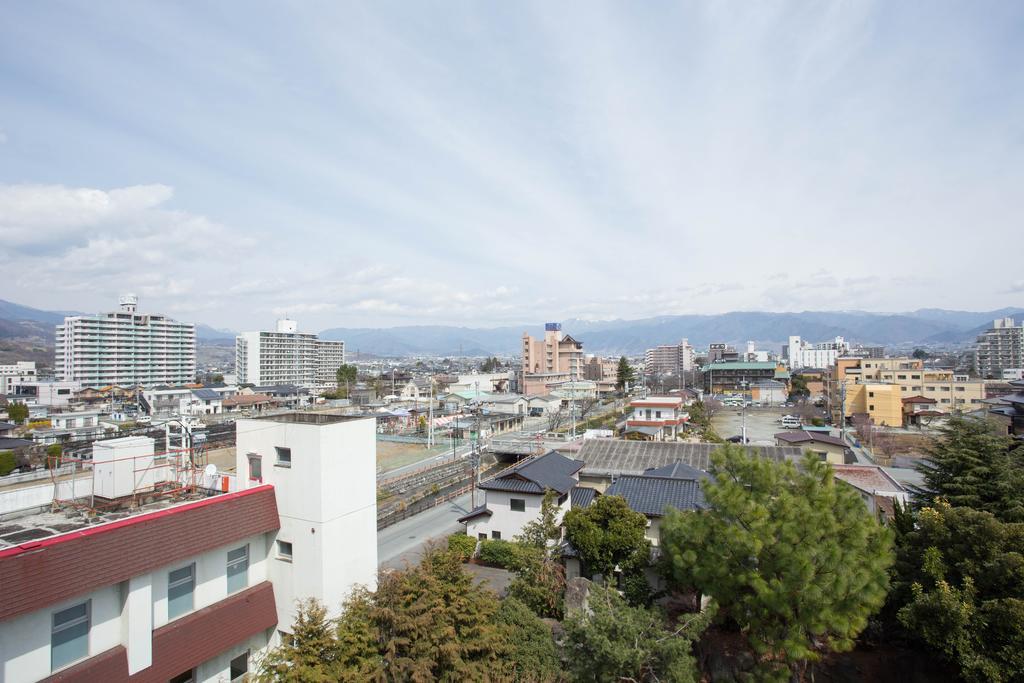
[712,406,792,445]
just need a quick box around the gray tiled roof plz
[191,388,221,400]
[643,461,711,481]
[576,439,802,476]
[478,451,584,494]
[457,505,492,523]
[605,475,706,516]
[570,486,597,509]
[774,431,847,447]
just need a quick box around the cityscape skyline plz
[2,2,1022,331]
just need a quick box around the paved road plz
[377,492,476,569]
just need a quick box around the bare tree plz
[546,406,567,432]
[577,397,601,422]
[872,429,901,459]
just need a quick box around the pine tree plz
[563,583,710,683]
[616,356,635,391]
[912,415,1024,522]
[660,445,894,679]
[256,599,341,682]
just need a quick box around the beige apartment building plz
[521,323,584,395]
[827,357,986,427]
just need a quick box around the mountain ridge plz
[1,299,1020,356]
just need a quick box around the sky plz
[1,1,1022,332]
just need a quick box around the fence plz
[0,464,75,486]
[377,482,473,530]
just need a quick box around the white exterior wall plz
[236,329,343,389]
[235,416,378,630]
[0,362,37,395]
[0,532,270,683]
[466,490,572,541]
[54,307,196,387]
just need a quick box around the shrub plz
[447,533,477,561]
[0,451,16,477]
[46,444,62,469]
[477,539,527,569]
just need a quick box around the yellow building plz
[827,356,986,426]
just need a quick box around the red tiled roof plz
[832,465,905,494]
[43,581,277,682]
[902,395,937,404]
[223,393,273,407]
[0,486,279,623]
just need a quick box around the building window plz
[277,540,293,561]
[869,404,875,411]
[558,493,568,505]
[229,651,249,682]
[51,601,90,672]
[510,498,526,512]
[248,454,262,481]
[492,530,501,540]
[170,670,196,683]
[227,545,249,594]
[168,564,195,619]
[478,532,487,541]
[275,447,291,467]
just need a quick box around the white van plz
[781,415,801,429]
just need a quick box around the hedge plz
[447,533,477,561]
[0,451,16,477]
[477,539,529,569]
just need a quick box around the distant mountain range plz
[1,299,1020,357]
[0,300,236,343]
[321,307,1024,356]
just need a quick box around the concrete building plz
[707,343,739,363]
[521,323,584,395]
[0,361,38,395]
[702,361,789,394]
[0,413,377,682]
[827,357,986,426]
[55,296,196,388]
[974,317,1024,379]
[783,336,850,370]
[643,340,694,376]
[235,319,345,391]
[458,451,582,541]
[6,380,81,408]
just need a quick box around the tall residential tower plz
[55,295,196,387]
[235,319,345,390]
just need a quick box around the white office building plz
[783,335,850,370]
[235,320,345,390]
[55,295,196,388]
[1,361,38,395]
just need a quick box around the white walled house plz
[459,451,583,541]
[625,397,687,440]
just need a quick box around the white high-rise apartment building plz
[975,318,1024,379]
[783,335,850,370]
[644,339,694,375]
[235,319,345,389]
[55,296,196,387]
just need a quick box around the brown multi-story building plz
[521,323,584,395]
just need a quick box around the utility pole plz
[427,379,434,447]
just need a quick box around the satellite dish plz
[204,463,217,477]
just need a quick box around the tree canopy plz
[563,583,711,683]
[257,548,559,682]
[615,356,635,391]
[660,445,894,679]
[912,415,1024,522]
[891,501,1024,683]
[5,402,28,424]
[563,493,649,580]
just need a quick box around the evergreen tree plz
[258,548,559,682]
[563,494,649,581]
[495,597,560,681]
[563,584,710,683]
[912,415,1024,522]
[256,599,341,682]
[660,445,894,679]
[5,401,28,424]
[892,501,1024,683]
[615,356,635,391]
[516,489,562,549]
